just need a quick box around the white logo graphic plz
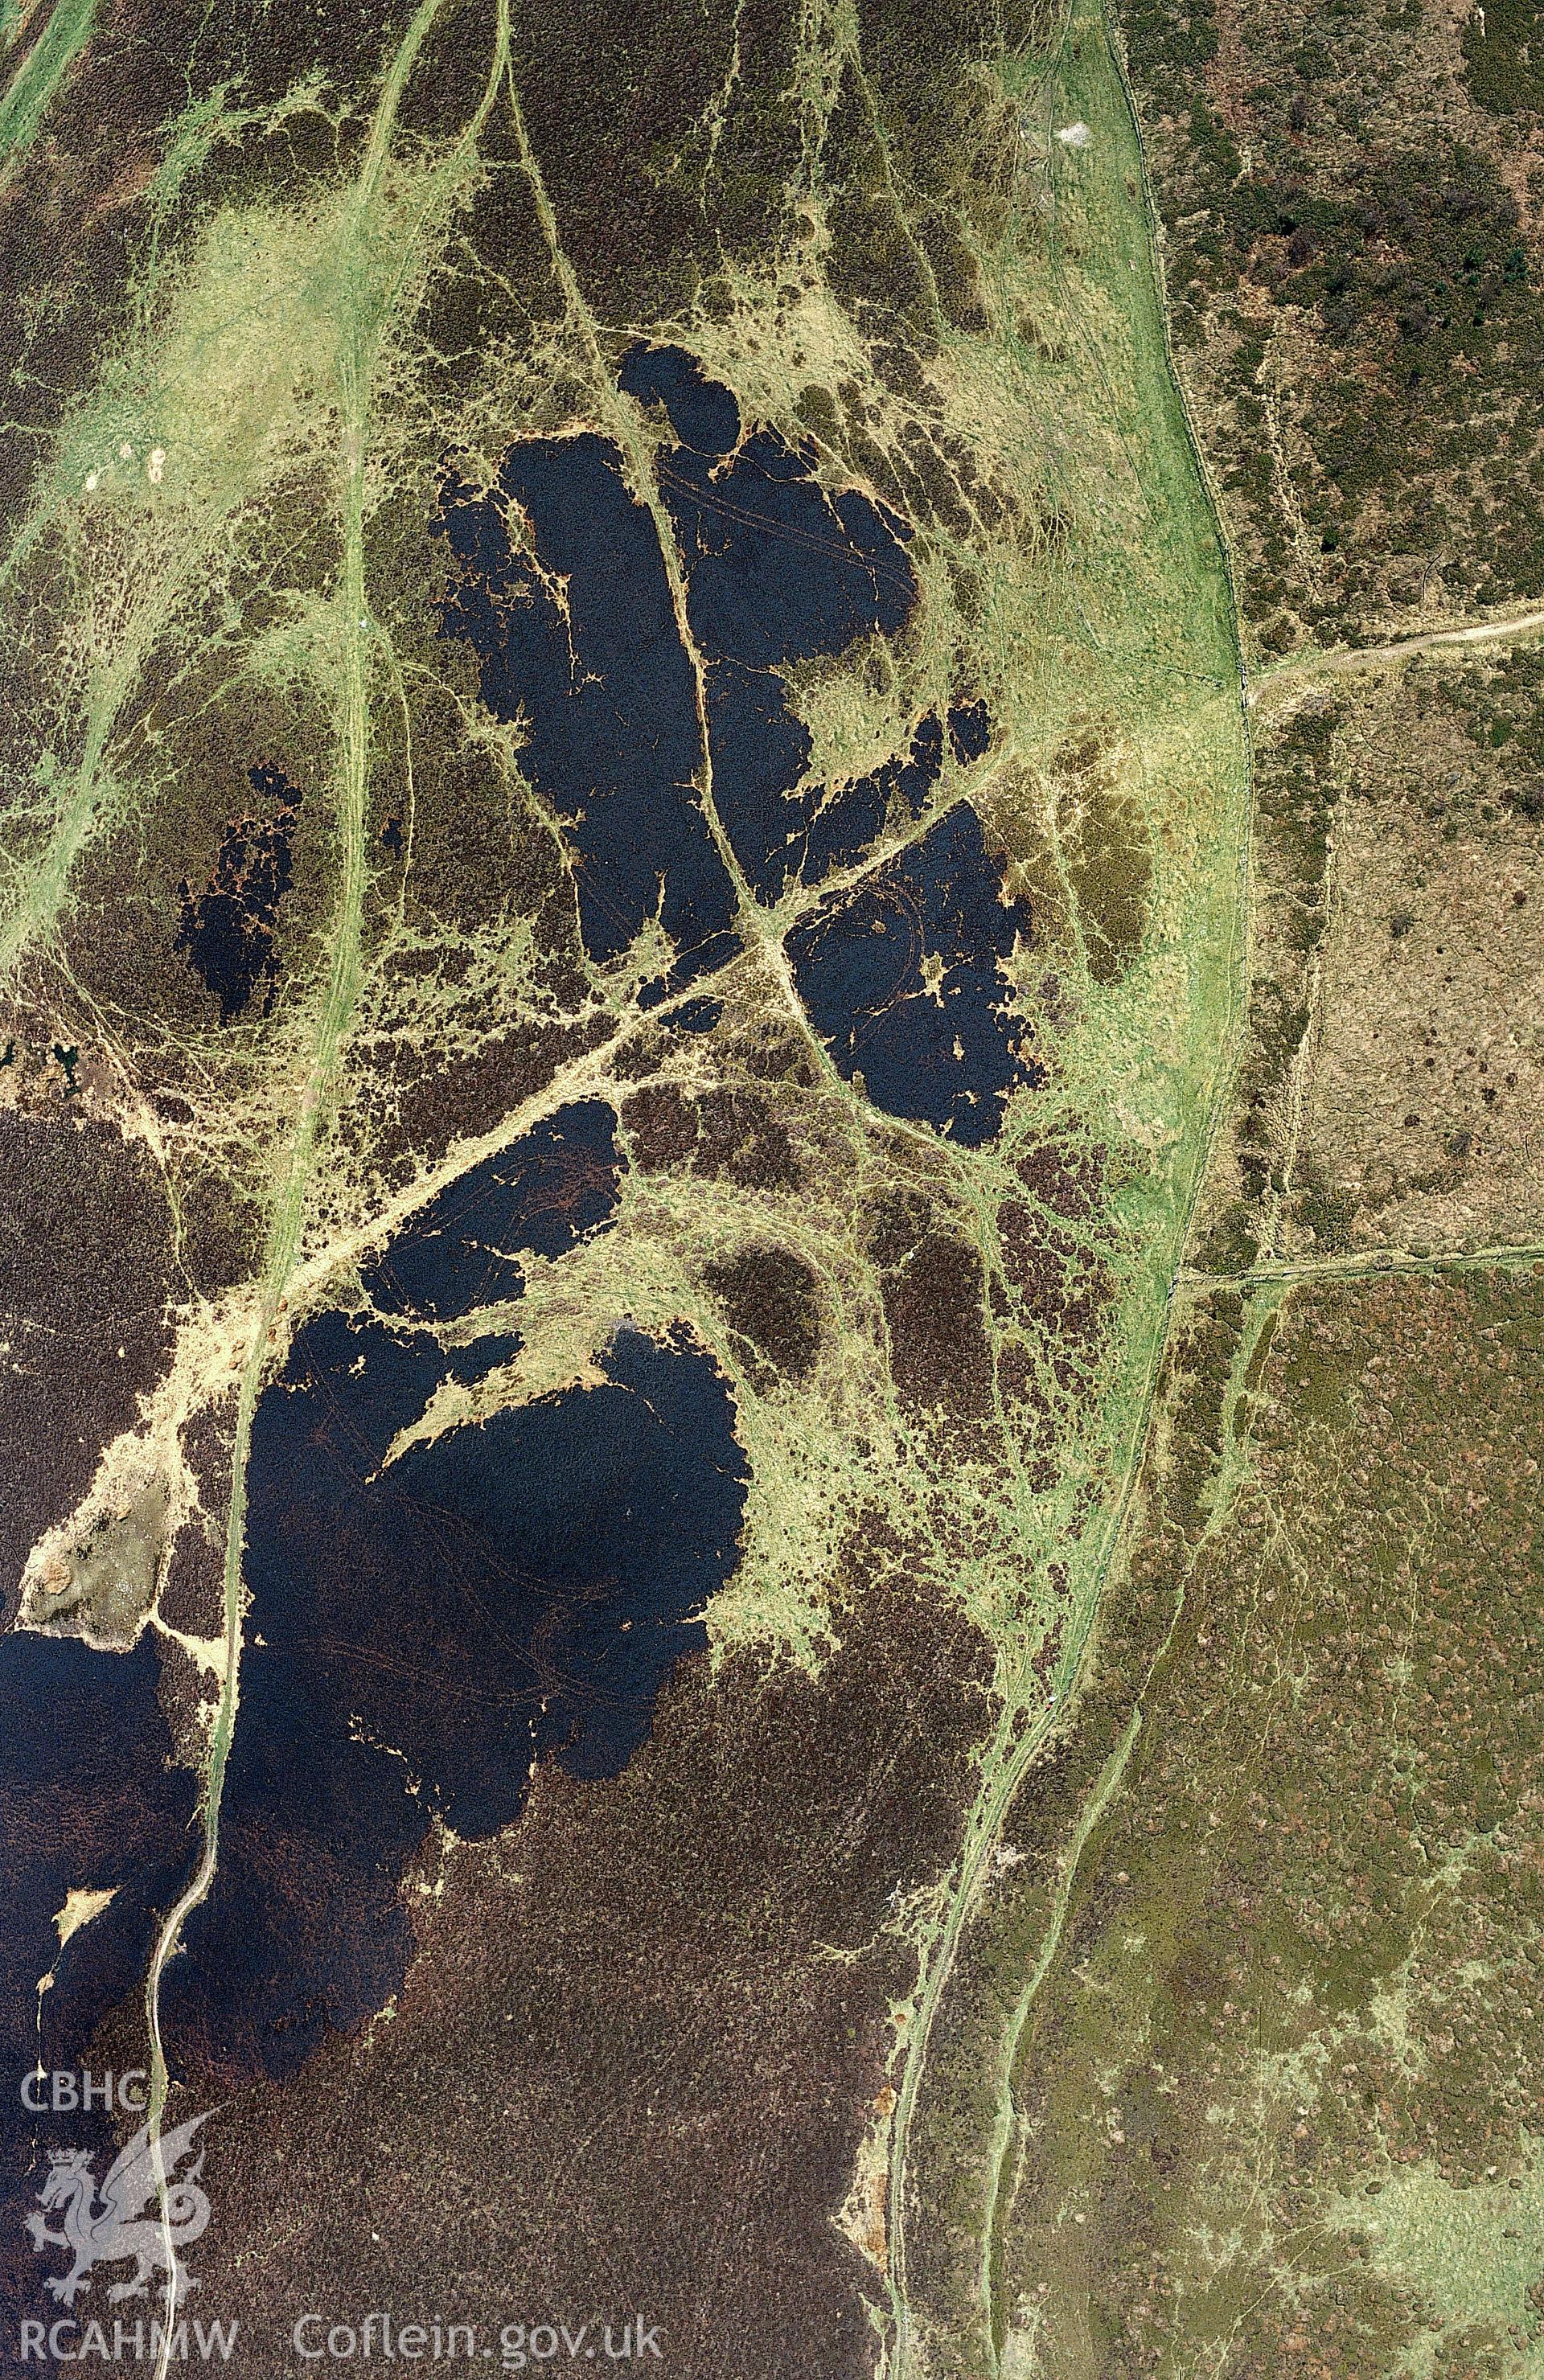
[25,2113,214,2309]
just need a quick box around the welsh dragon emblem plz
[25,2114,214,2308]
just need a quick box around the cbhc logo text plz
[19,2071,150,2112]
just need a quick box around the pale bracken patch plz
[53,1884,119,1948]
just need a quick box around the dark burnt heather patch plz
[163,1291,747,2081]
[798,709,953,886]
[175,762,303,1021]
[436,436,737,993]
[172,1564,999,2380]
[0,1113,179,1611]
[947,697,991,765]
[702,1243,823,1389]
[619,342,741,457]
[0,1633,195,2333]
[651,385,922,901]
[365,1098,618,1320]
[433,361,955,1020]
[47,624,341,1089]
[789,802,1039,1145]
